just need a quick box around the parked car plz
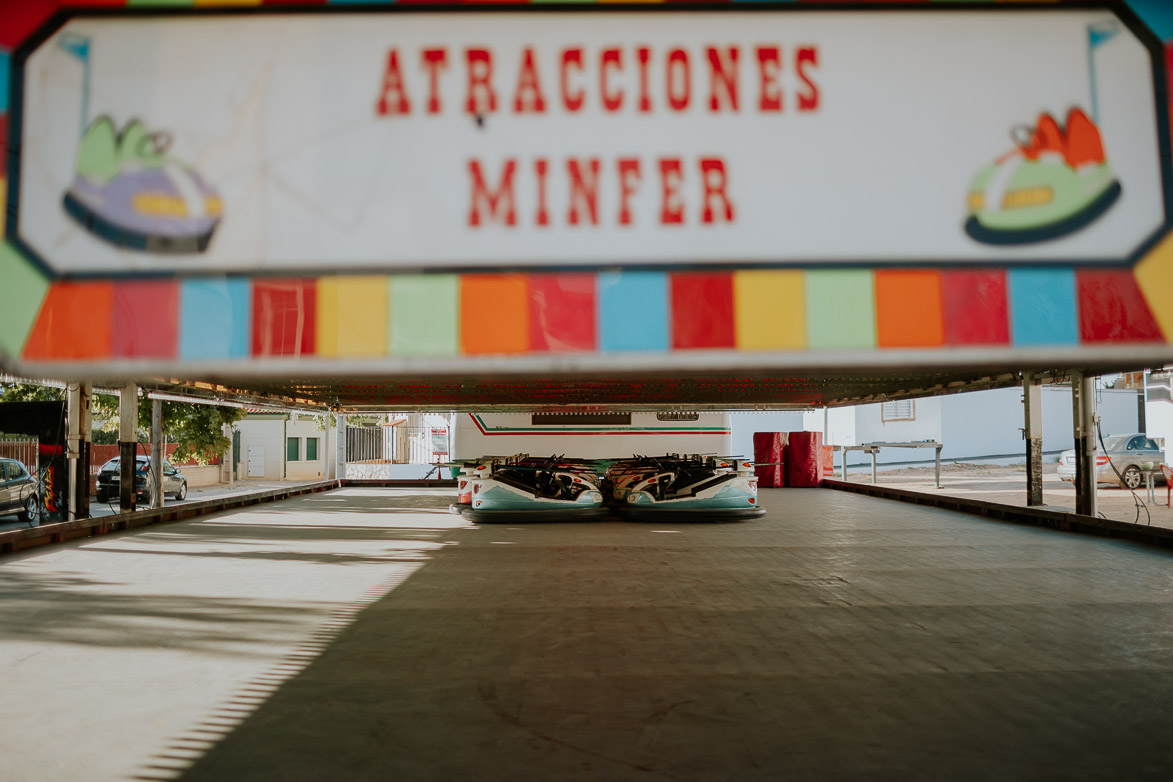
[95,455,188,503]
[0,458,39,523]
[1057,434,1164,489]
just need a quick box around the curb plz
[823,479,1173,550]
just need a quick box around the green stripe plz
[0,243,49,360]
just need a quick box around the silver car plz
[0,457,40,524]
[1057,434,1164,489]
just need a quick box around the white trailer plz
[452,412,735,461]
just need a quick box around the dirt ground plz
[840,461,1173,530]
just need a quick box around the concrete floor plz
[2,487,1173,781]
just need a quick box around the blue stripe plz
[1008,269,1078,347]
[598,271,668,352]
[180,278,250,359]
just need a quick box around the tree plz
[2,382,244,464]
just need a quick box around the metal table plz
[835,441,943,489]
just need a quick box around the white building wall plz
[235,417,286,480]
[853,397,943,446]
[285,415,330,481]
[729,411,805,459]
[802,407,856,447]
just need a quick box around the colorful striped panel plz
[671,272,735,349]
[529,273,597,352]
[180,278,251,359]
[112,280,179,358]
[252,279,317,357]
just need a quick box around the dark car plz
[0,457,40,524]
[95,455,188,504]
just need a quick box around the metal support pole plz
[935,444,942,489]
[67,383,83,521]
[150,398,163,509]
[1072,372,1098,518]
[839,447,846,480]
[1024,372,1044,506]
[118,383,139,511]
[870,450,877,483]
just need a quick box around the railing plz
[0,439,38,473]
[346,425,448,465]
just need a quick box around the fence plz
[345,425,448,465]
[89,444,221,476]
[0,439,38,473]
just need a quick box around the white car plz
[1057,434,1164,489]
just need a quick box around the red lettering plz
[666,49,690,112]
[601,48,624,112]
[567,158,601,226]
[699,158,734,223]
[617,158,641,225]
[756,46,782,113]
[535,158,550,226]
[706,46,739,112]
[375,48,411,116]
[465,49,498,116]
[561,48,585,112]
[421,48,448,115]
[513,47,547,114]
[797,46,819,111]
[659,158,684,225]
[468,159,516,226]
[636,46,652,113]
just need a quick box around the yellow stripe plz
[316,276,389,358]
[733,270,806,351]
[1134,233,1173,342]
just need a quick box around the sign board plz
[11,7,1169,275]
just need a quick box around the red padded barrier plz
[786,431,823,488]
[753,432,787,488]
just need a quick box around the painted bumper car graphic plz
[964,107,1119,245]
[63,116,222,253]
[461,455,608,523]
[609,455,764,522]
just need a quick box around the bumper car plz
[610,455,765,522]
[964,108,1119,245]
[463,454,608,523]
[63,116,221,253]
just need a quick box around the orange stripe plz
[460,274,531,354]
[874,270,945,348]
[23,281,114,361]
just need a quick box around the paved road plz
[2,486,1172,781]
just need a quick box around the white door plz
[247,446,265,478]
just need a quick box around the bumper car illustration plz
[63,116,221,253]
[964,108,1120,245]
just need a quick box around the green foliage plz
[1,383,64,403]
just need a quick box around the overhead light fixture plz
[146,391,246,409]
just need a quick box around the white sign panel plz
[14,9,1168,274]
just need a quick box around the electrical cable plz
[1096,422,1149,526]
